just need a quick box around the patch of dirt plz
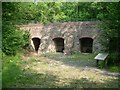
[19,52,119,88]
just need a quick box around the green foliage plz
[97,61,105,69]
[107,52,119,65]
[2,2,30,55]
[77,2,98,21]
[97,2,120,65]
[2,2,100,55]
[2,24,29,55]
[22,31,30,49]
[2,2,120,88]
[13,2,100,24]
[2,2,120,66]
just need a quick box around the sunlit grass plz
[41,52,97,61]
[65,53,97,60]
[2,52,119,88]
[107,66,120,72]
[2,53,22,87]
[0,50,2,89]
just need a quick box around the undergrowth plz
[2,53,22,87]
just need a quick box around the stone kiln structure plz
[19,21,101,54]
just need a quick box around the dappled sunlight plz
[2,2,120,88]
[17,53,119,88]
[3,52,119,88]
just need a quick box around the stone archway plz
[53,38,64,53]
[32,37,41,52]
[79,37,93,53]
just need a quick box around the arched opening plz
[32,37,41,52]
[53,38,64,53]
[80,37,93,53]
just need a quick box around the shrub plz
[2,24,30,55]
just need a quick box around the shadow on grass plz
[2,57,22,87]
[3,64,119,88]
[62,77,119,88]
[2,53,119,88]
[41,53,96,68]
[2,61,60,88]
[2,54,59,88]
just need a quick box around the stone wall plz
[19,21,102,54]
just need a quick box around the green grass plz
[2,53,22,87]
[0,50,2,89]
[2,52,119,88]
[65,52,97,60]
[41,52,97,61]
[107,66,120,72]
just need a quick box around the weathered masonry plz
[18,21,101,55]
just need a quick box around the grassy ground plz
[2,52,119,88]
[0,50,2,89]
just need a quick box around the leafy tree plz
[96,2,120,65]
[3,2,120,64]
[2,2,29,55]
